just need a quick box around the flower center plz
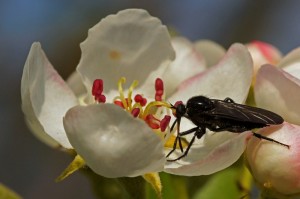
[92,77,172,134]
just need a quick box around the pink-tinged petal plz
[255,65,300,125]
[246,123,300,196]
[278,47,300,68]
[247,41,282,68]
[161,37,206,97]
[247,41,282,84]
[63,104,165,178]
[278,47,300,80]
[164,132,250,176]
[77,9,175,95]
[168,43,253,104]
[66,71,87,98]
[194,40,226,67]
[283,64,300,80]
[21,43,78,148]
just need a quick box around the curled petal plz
[278,47,300,68]
[283,64,300,80]
[164,132,250,176]
[21,43,78,148]
[194,39,226,67]
[77,9,175,94]
[255,65,300,125]
[161,37,206,96]
[168,43,253,104]
[63,104,165,178]
[247,41,282,69]
[278,47,300,80]
[246,123,300,196]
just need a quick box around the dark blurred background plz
[1,1,300,198]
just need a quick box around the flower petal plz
[246,123,300,196]
[164,131,250,176]
[254,65,300,125]
[194,39,226,67]
[278,47,300,80]
[278,47,300,68]
[63,104,165,178]
[247,41,282,68]
[21,43,78,148]
[168,43,253,104]
[161,37,206,97]
[66,71,86,98]
[77,9,175,94]
[283,64,300,80]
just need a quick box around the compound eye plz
[176,104,186,117]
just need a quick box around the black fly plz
[166,95,289,161]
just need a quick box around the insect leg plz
[166,127,198,158]
[167,127,205,161]
[170,118,177,132]
[252,132,290,148]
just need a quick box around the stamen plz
[132,103,144,116]
[118,77,128,110]
[127,80,139,110]
[92,79,106,103]
[143,101,171,119]
[131,108,140,118]
[134,94,147,106]
[145,114,160,129]
[155,78,164,101]
[114,100,124,108]
[160,115,171,132]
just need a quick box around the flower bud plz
[246,123,300,198]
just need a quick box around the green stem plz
[118,176,146,199]
[81,168,123,199]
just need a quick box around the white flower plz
[246,45,300,198]
[21,8,253,178]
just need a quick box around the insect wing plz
[208,100,284,124]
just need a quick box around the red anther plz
[141,98,147,106]
[160,115,171,132]
[145,114,160,129]
[155,78,164,91]
[155,95,162,102]
[134,94,147,106]
[114,100,124,108]
[92,79,106,103]
[155,90,163,96]
[134,94,143,103]
[155,78,164,101]
[92,79,103,96]
[95,95,106,103]
[131,108,140,118]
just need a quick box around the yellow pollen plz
[109,50,121,60]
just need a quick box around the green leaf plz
[56,155,85,182]
[192,168,241,199]
[0,183,22,199]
